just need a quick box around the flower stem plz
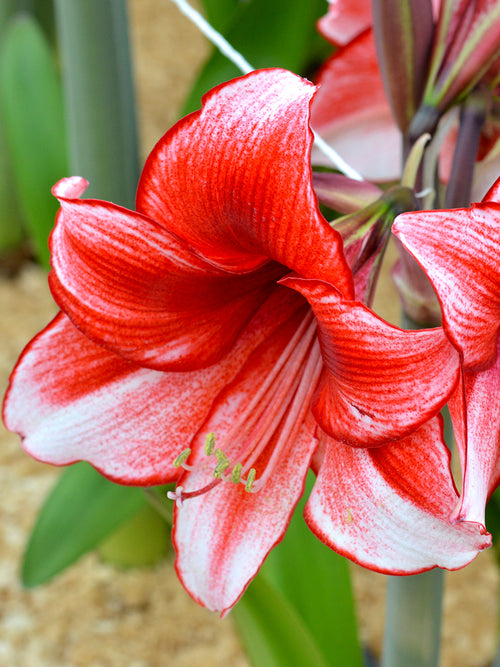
[54,0,140,207]
[444,90,486,208]
[381,569,444,667]
[381,309,445,667]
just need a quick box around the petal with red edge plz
[50,178,283,371]
[305,418,491,574]
[282,276,459,446]
[136,69,353,298]
[3,288,303,485]
[317,0,372,46]
[311,31,401,182]
[394,202,500,370]
[173,414,319,615]
[449,350,500,525]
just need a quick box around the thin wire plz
[171,0,253,75]
[169,0,364,181]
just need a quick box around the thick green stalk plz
[381,311,445,667]
[54,0,140,207]
[382,570,444,667]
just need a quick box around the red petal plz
[305,418,491,574]
[317,0,372,46]
[50,178,282,371]
[394,202,500,370]
[449,351,500,525]
[3,288,302,485]
[282,276,459,445]
[173,414,318,615]
[136,69,353,298]
[310,31,401,182]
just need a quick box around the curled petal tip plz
[52,176,89,200]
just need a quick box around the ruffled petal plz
[282,276,459,445]
[50,178,282,371]
[305,418,491,574]
[136,69,353,298]
[449,350,500,525]
[394,201,500,370]
[173,414,319,615]
[310,31,401,182]
[3,287,302,485]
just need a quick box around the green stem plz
[382,570,444,667]
[54,0,140,207]
[381,309,445,667]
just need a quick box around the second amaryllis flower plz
[3,68,489,614]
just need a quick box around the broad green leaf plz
[98,503,172,568]
[0,14,67,268]
[200,0,239,32]
[232,573,330,667]
[22,463,146,587]
[54,0,140,207]
[261,471,363,666]
[182,0,330,114]
[0,2,27,260]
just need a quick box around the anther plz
[215,448,228,464]
[173,448,192,467]
[231,462,243,484]
[245,468,256,492]
[213,458,230,478]
[205,432,216,455]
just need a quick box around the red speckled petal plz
[305,418,491,573]
[394,198,500,370]
[282,276,459,445]
[173,414,318,615]
[3,288,302,485]
[136,69,353,298]
[449,350,500,526]
[50,177,282,371]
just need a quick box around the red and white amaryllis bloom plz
[3,69,489,614]
[394,177,500,528]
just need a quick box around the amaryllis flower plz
[394,177,500,528]
[3,69,489,614]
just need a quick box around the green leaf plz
[0,3,29,260]
[260,471,363,666]
[0,14,67,268]
[22,463,147,587]
[182,0,329,114]
[98,503,172,568]
[486,487,500,565]
[54,0,140,207]
[200,0,239,32]
[232,574,330,667]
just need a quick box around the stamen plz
[231,462,243,484]
[245,468,256,492]
[204,432,216,455]
[167,485,185,508]
[173,448,192,467]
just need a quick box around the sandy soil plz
[0,1,498,665]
